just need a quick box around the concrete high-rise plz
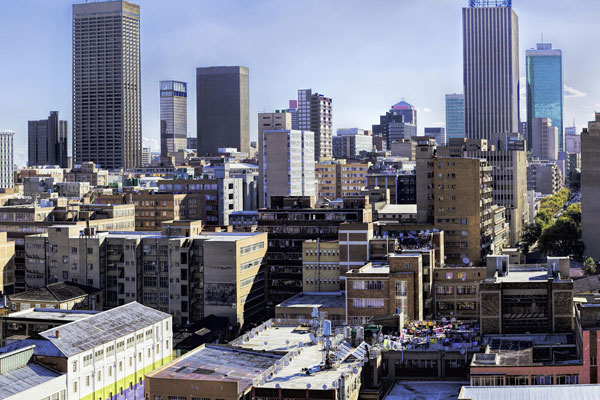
[0,131,15,188]
[160,80,188,157]
[28,111,68,168]
[463,1,519,141]
[258,112,292,207]
[582,113,600,260]
[196,66,249,155]
[526,43,563,151]
[531,117,558,161]
[261,129,316,207]
[298,89,332,160]
[72,1,142,169]
[445,94,465,141]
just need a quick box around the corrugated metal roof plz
[459,385,600,400]
[0,362,63,399]
[0,339,64,358]
[39,302,170,357]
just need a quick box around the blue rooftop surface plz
[0,339,64,358]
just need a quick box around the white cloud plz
[143,137,160,152]
[423,107,432,113]
[565,84,587,98]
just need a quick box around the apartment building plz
[527,160,563,195]
[315,161,369,202]
[0,232,15,296]
[258,196,372,310]
[346,253,424,325]
[65,162,109,187]
[24,221,268,328]
[433,266,485,321]
[302,240,340,292]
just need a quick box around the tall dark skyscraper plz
[28,111,68,167]
[372,101,417,150]
[526,42,563,152]
[463,0,519,141]
[160,80,188,158]
[73,1,142,169]
[196,66,249,155]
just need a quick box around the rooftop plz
[379,204,417,215]
[148,345,279,395]
[9,281,100,303]
[39,302,170,357]
[386,381,466,400]
[6,308,98,323]
[459,385,600,400]
[276,292,345,310]
[0,362,63,399]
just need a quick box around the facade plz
[581,114,600,260]
[159,80,188,158]
[0,232,15,296]
[433,266,485,321]
[526,42,563,151]
[531,117,559,161]
[186,136,197,151]
[258,111,292,208]
[315,161,369,202]
[73,1,142,169]
[261,129,316,207]
[302,240,340,292]
[463,3,519,141]
[0,131,14,188]
[566,131,581,154]
[424,127,446,146]
[28,111,68,168]
[24,223,268,328]
[332,132,373,159]
[527,160,562,195]
[196,66,250,155]
[298,89,333,160]
[141,147,151,166]
[65,162,109,186]
[373,101,417,150]
[8,281,101,313]
[258,196,372,310]
[445,93,465,141]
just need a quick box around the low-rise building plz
[7,281,102,312]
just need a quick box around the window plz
[127,337,135,348]
[352,298,384,308]
[353,280,383,290]
[72,360,77,372]
[73,382,77,393]
[83,354,92,367]
[97,370,101,381]
[95,349,103,361]
[555,374,578,384]
[395,281,407,296]
[106,345,114,357]
[119,361,123,372]
[86,375,90,387]
[117,341,125,352]
[532,375,553,385]
[108,366,112,377]
[505,375,528,385]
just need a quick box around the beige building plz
[433,266,485,321]
[315,160,370,203]
[0,232,15,295]
[64,161,109,186]
[531,117,559,161]
[582,113,600,260]
[391,139,416,160]
[302,240,340,292]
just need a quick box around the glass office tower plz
[445,94,465,141]
[160,80,188,157]
[526,43,563,151]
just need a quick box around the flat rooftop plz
[495,269,550,283]
[7,308,98,322]
[276,292,345,310]
[358,264,390,274]
[386,381,466,400]
[0,363,63,399]
[149,345,279,395]
[233,324,364,390]
[459,385,600,400]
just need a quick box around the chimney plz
[56,330,60,339]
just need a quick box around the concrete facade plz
[582,114,600,260]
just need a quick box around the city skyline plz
[0,0,598,166]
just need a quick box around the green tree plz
[520,222,542,254]
[584,257,597,275]
[538,216,584,258]
[564,203,581,225]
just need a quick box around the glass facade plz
[445,94,465,141]
[160,80,188,157]
[526,43,563,151]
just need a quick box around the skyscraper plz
[424,127,446,147]
[445,93,465,141]
[581,113,600,260]
[526,42,563,151]
[298,89,332,160]
[0,131,14,188]
[28,111,68,167]
[196,66,249,155]
[463,0,519,141]
[72,1,142,169]
[160,80,188,158]
[372,101,417,150]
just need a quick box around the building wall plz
[581,115,600,260]
[302,240,340,292]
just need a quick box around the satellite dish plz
[378,336,384,342]
[307,383,311,389]
[451,317,456,323]
[332,381,338,388]
[264,341,268,346]
[323,385,328,390]
[275,384,281,389]
[442,317,447,323]
[309,333,317,344]
[299,342,304,347]
[462,257,470,264]
[353,368,359,374]
[285,340,290,345]
[364,356,369,362]
[460,349,466,355]
[250,334,255,339]
[284,361,290,366]
[469,262,473,267]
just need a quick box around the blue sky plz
[0,0,598,166]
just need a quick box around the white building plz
[261,129,316,207]
[0,131,15,188]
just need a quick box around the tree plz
[584,257,597,275]
[520,222,542,254]
[537,216,584,258]
[564,203,581,225]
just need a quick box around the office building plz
[463,1,519,141]
[73,1,142,169]
[285,99,299,130]
[582,114,600,260]
[315,161,369,202]
[373,101,417,150]
[141,147,151,166]
[445,93,465,141]
[332,128,373,158]
[186,136,197,151]
[196,66,249,155]
[531,117,559,161]
[258,112,292,207]
[0,232,15,296]
[425,127,446,146]
[298,89,333,160]
[260,129,315,207]
[159,80,188,157]
[27,111,68,168]
[0,131,14,188]
[526,42,563,151]
[527,160,563,195]
[566,129,581,153]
